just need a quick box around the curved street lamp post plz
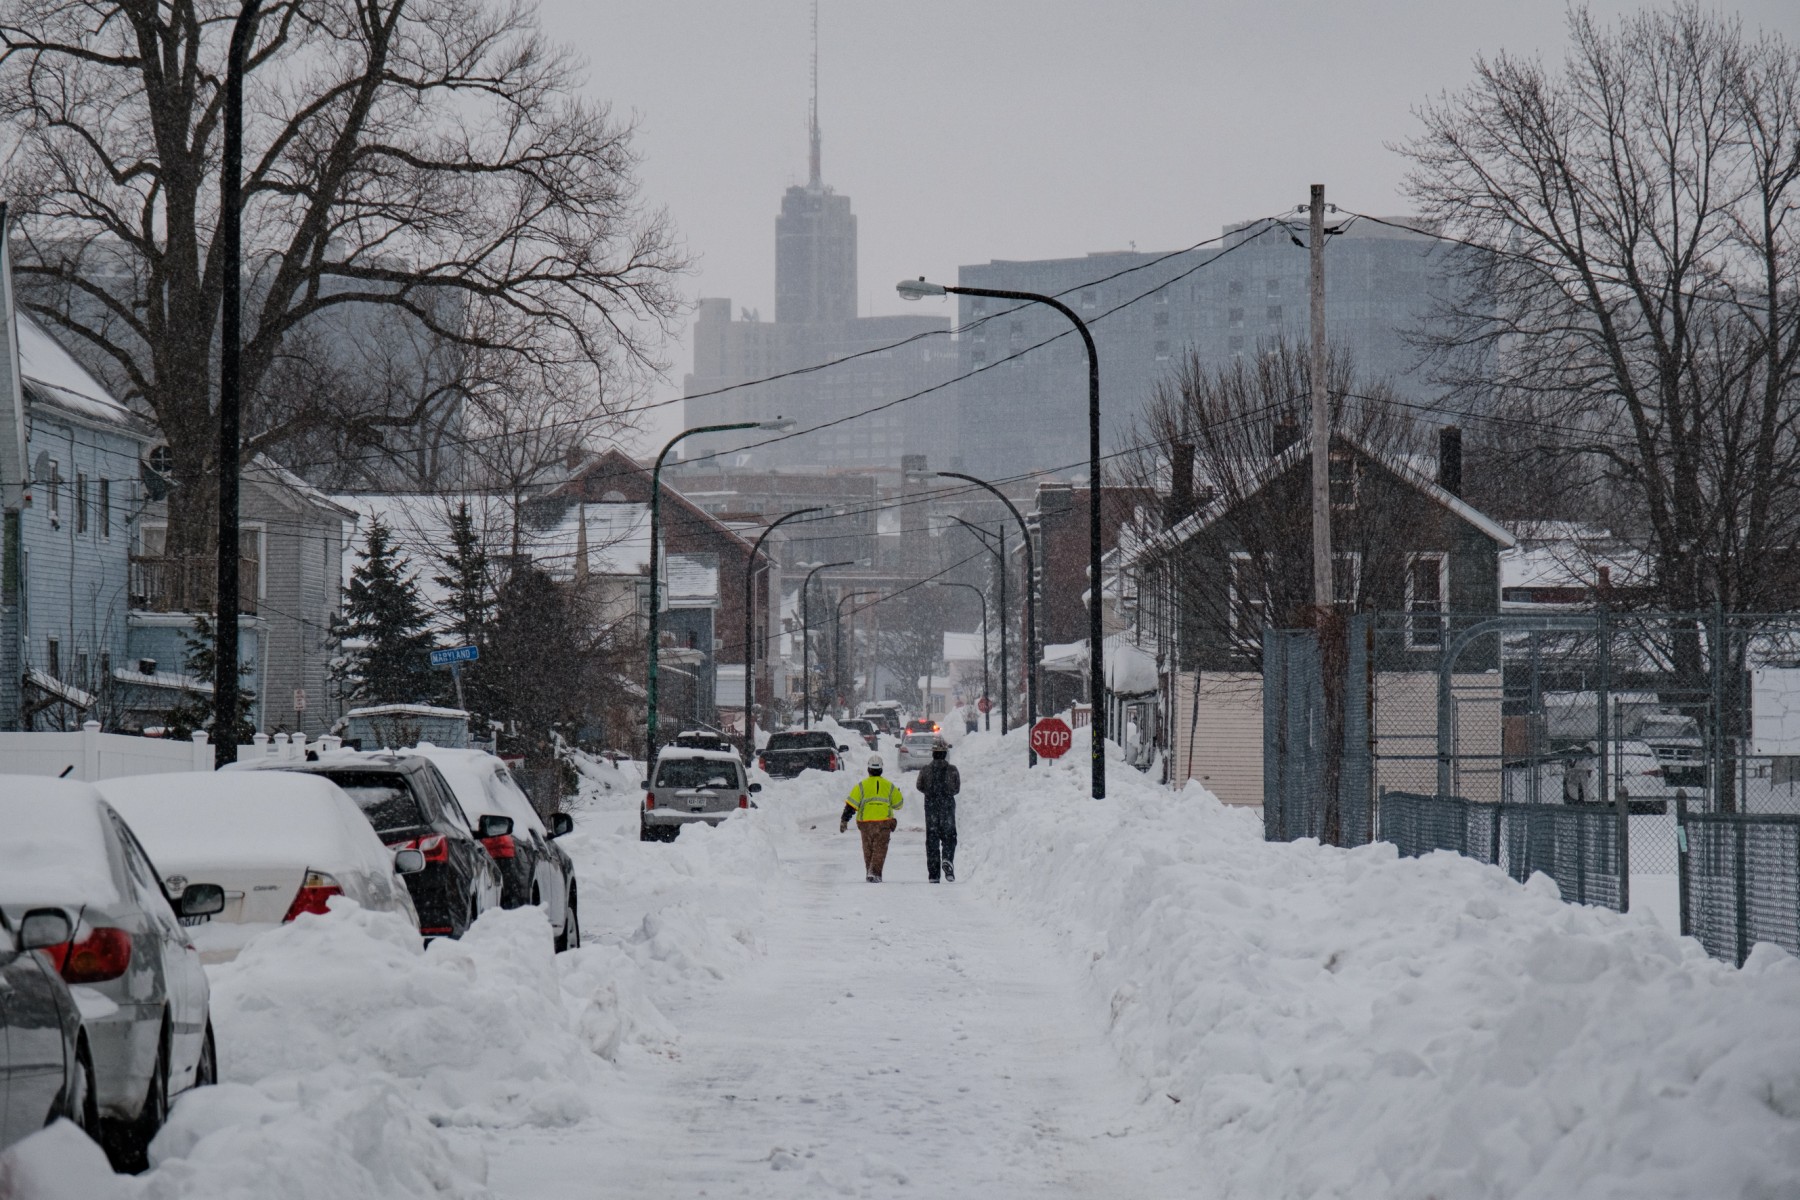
[800,561,856,726]
[937,472,1039,769]
[647,418,789,761]
[932,581,990,732]
[905,278,1105,799]
[741,507,825,761]
[949,516,1008,737]
[834,589,881,713]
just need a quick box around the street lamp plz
[742,506,825,762]
[800,560,855,727]
[835,589,881,712]
[214,0,264,764]
[906,277,1106,798]
[932,581,990,732]
[647,417,790,761]
[937,472,1039,769]
[949,516,1009,737]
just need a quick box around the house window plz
[1228,308,1245,328]
[1267,279,1282,295]
[46,459,59,524]
[1080,289,1097,309]
[76,473,88,532]
[972,350,987,366]
[99,479,110,537]
[1228,552,1268,648]
[1228,279,1244,296]
[1228,336,1244,351]
[46,637,59,677]
[1154,341,1171,360]
[76,650,89,684]
[1266,305,1283,322]
[1153,311,1170,328]
[1329,453,1359,510]
[1406,553,1449,648]
[1334,552,1362,607]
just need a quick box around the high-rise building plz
[950,218,1483,480]
[681,29,956,472]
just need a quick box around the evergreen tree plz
[433,502,494,718]
[331,517,437,705]
[484,563,595,764]
[162,612,257,745]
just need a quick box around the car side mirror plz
[178,883,227,919]
[838,744,849,752]
[393,848,428,875]
[477,814,514,840]
[17,908,72,951]
[548,812,574,839]
[748,782,762,794]
[639,780,651,791]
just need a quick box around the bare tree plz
[1400,3,1800,615]
[0,0,685,562]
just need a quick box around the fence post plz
[80,719,101,781]
[1712,603,1727,814]
[1675,790,1691,938]
[191,729,210,772]
[1734,819,1749,967]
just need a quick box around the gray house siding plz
[7,386,148,729]
[247,470,347,737]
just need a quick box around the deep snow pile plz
[1,771,787,1200]
[938,726,1800,1199]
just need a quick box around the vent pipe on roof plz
[1438,425,1463,497]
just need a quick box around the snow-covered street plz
[486,783,1187,1198]
[10,724,1800,1200]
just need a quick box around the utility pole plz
[1308,184,1332,610]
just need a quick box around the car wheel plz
[195,1020,218,1088]
[104,1022,169,1173]
[555,885,580,952]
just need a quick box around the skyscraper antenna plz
[808,0,821,188]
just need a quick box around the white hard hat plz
[867,754,884,772]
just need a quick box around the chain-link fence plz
[1266,610,1800,963]
[1677,794,1800,967]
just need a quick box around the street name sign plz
[430,645,480,667]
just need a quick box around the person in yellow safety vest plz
[840,754,905,882]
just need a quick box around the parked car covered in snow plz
[248,752,503,939]
[839,718,881,751]
[96,772,425,963]
[0,903,93,1153]
[407,745,581,951]
[897,731,938,773]
[642,748,760,841]
[0,779,221,1171]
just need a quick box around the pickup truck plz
[757,730,848,779]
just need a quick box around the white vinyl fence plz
[0,721,212,782]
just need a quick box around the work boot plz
[944,863,955,883]
[929,875,940,884]
[866,873,878,883]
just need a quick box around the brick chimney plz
[1437,425,1463,497]
[1273,415,1301,457]
[1163,442,1197,529]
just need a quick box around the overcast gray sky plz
[537,0,1800,448]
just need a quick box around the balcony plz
[129,555,259,615]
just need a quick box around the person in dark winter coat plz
[916,740,961,882]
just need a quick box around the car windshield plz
[905,734,935,747]
[768,732,835,750]
[316,771,426,834]
[657,758,739,789]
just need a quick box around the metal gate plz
[1263,623,1369,846]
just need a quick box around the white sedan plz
[0,779,220,1171]
[98,771,425,962]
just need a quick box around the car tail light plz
[283,870,345,921]
[738,794,749,808]
[56,927,133,983]
[482,833,517,859]
[420,926,453,936]
[644,792,656,810]
[391,833,449,864]
[827,753,838,770]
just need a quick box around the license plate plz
[690,805,705,813]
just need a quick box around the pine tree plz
[162,612,256,744]
[433,502,493,717]
[331,517,437,705]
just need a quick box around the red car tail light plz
[738,794,749,808]
[827,753,839,771]
[57,927,133,984]
[644,792,656,810]
[390,833,449,864]
[482,833,517,859]
[283,870,345,921]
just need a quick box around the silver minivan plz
[640,748,760,842]
[0,778,222,1171]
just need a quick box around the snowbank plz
[945,726,1800,1199]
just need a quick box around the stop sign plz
[977,696,993,714]
[1031,717,1073,759]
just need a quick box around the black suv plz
[265,754,504,938]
